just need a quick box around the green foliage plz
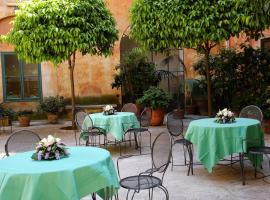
[193,46,270,114]
[130,0,269,51]
[2,0,118,65]
[136,86,172,109]
[0,107,16,120]
[17,110,33,117]
[112,48,159,102]
[39,96,65,114]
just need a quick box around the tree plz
[130,0,270,116]
[2,0,118,127]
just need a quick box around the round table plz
[185,118,263,172]
[82,112,140,141]
[0,147,119,200]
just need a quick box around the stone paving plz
[0,119,270,200]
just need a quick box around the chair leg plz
[92,193,96,200]
[239,153,245,185]
[183,144,187,166]
[159,185,169,200]
[187,145,193,176]
[74,130,78,146]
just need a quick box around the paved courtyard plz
[0,119,270,200]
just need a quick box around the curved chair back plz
[75,110,92,131]
[239,105,263,123]
[121,103,137,114]
[5,130,41,156]
[140,108,152,127]
[151,132,172,173]
[166,110,184,137]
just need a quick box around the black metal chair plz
[239,105,263,123]
[121,103,138,115]
[75,110,106,147]
[5,130,41,156]
[166,110,193,173]
[123,108,152,154]
[117,132,171,200]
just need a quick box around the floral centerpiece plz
[215,108,235,124]
[103,105,115,115]
[31,135,69,161]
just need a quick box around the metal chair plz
[121,103,138,115]
[117,132,171,200]
[75,110,106,147]
[123,108,152,154]
[166,110,193,173]
[239,105,263,122]
[5,130,41,156]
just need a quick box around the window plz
[1,53,42,101]
[261,37,270,55]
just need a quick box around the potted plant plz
[39,96,65,124]
[0,107,15,126]
[136,87,172,126]
[17,110,33,127]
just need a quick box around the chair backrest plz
[239,105,263,123]
[166,110,184,137]
[5,130,41,156]
[121,103,137,114]
[151,132,172,173]
[75,110,92,131]
[140,108,151,127]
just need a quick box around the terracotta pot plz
[185,105,195,115]
[150,108,165,126]
[47,113,58,124]
[195,98,208,115]
[263,119,270,134]
[174,109,185,119]
[18,116,30,127]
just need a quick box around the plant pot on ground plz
[39,96,65,124]
[136,87,172,126]
[17,110,33,127]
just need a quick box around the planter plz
[185,105,195,115]
[0,116,11,126]
[47,113,58,124]
[18,116,30,127]
[195,98,208,116]
[150,108,165,126]
[174,109,185,119]
[263,119,270,134]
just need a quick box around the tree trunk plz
[68,52,76,128]
[205,50,212,116]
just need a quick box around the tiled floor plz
[0,119,270,200]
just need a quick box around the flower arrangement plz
[31,135,69,161]
[215,108,235,124]
[103,105,115,115]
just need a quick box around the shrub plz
[39,96,65,114]
[136,87,172,110]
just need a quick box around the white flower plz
[46,135,56,146]
[267,99,270,104]
[222,108,228,112]
[228,111,233,117]
[56,138,61,143]
[217,110,222,116]
[223,111,228,117]
[104,105,113,111]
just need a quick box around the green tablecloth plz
[0,147,119,200]
[82,112,140,141]
[185,118,263,172]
